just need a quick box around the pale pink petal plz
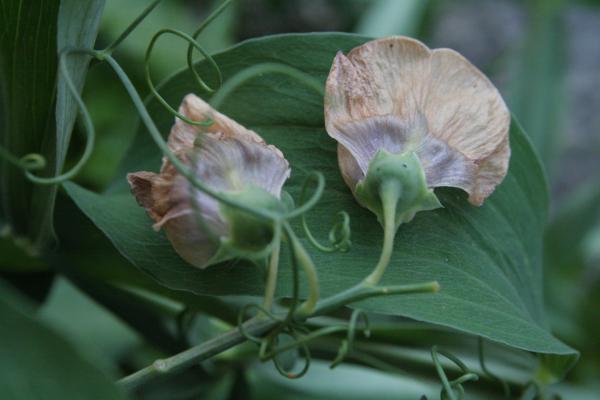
[324,36,510,205]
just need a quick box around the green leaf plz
[64,33,575,363]
[56,0,106,169]
[0,0,104,254]
[0,1,60,252]
[39,278,139,376]
[0,280,127,399]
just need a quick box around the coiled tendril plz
[430,346,479,400]
[1,0,447,389]
[298,172,351,253]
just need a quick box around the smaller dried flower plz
[127,94,290,269]
[324,36,510,228]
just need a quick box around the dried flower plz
[127,94,290,269]
[324,36,510,227]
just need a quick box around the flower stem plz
[363,182,399,286]
[118,317,276,391]
[262,238,281,311]
[117,280,438,391]
[284,223,319,316]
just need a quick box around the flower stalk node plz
[220,186,284,255]
[355,150,442,231]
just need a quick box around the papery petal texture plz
[128,94,290,268]
[324,37,510,205]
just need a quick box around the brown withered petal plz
[324,36,510,206]
[127,94,290,269]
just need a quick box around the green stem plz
[145,28,221,123]
[284,223,319,316]
[117,280,438,390]
[186,0,232,90]
[313,281,439,317]
[102,54,278,222]
[432,346,459,400]
[363,182,399,285]
[25,48,99,185]
[118,317,275,391]
[102,0,164,54]
[262,236,281,311]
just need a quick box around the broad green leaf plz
[40,278,139,375]
[0,0,104,254]
[50,192,241,325]
[543,183,600,376]
[0,280,127,400]
[65,33,575,362]
[56,0,106,169]
[0,1,60,252]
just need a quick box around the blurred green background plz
[1,0,599,398]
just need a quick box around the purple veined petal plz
[325,36,510,206]
[127,95,290,269]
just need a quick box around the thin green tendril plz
[330,309,370,368]
[265,327,312,379]
[284,222,319,316]
[102,0,164,54]
[237,303,282,344]
[24,47,99,185]
[145,28,220,125]
[298,172,351,252]
[19,154,46,171]
[431,346,479,400]
[0,0,170,184]
[262,226,282,310]
[102,54,279,221]
[186,0,232,91]
[251,311,369,379]
[0,147,46,171]
[285,171,326,219]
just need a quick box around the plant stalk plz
[117,280,438,390]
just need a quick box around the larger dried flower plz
[325,36,510,226]
[127,94,290,269]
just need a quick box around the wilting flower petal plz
[325,36,510,206]
[128,94,290,269]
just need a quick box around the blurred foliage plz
[0,280,127,399]
[355,0,430,38]
[506,0,566,177]
[0,1,60,252]
[1,0,599,399]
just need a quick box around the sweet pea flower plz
[324,36,510,228]
[127,94,290,269]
